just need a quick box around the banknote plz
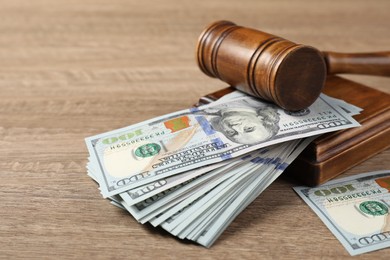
[85,94,360,197]
[294,170,390,256]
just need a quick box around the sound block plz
[196,76,390,186]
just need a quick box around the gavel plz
[196,20,390,110]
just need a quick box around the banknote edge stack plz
[85,91,362,247]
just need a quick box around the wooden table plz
[1,0,389,259]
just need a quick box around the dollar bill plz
[85,94,360,197]
[294,170,390,256]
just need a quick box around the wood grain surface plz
[0,0,389,259]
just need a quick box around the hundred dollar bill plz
[294,170,390,256]
[85,94,360,197]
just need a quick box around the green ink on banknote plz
[314,184,356,196]
[135,143,161,158]
[102,129,143,144]
[359,201,388,216]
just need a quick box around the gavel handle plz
[323,51,390,77]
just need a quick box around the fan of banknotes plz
[85,90,362,247]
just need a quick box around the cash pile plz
[85,91,361,247]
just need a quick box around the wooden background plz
[0,0,389,259]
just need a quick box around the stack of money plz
[85,91,361,247]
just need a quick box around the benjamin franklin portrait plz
[203,98,280,145]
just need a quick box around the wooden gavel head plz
[196,21,327,110]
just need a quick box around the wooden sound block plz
[197,76,390,186]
